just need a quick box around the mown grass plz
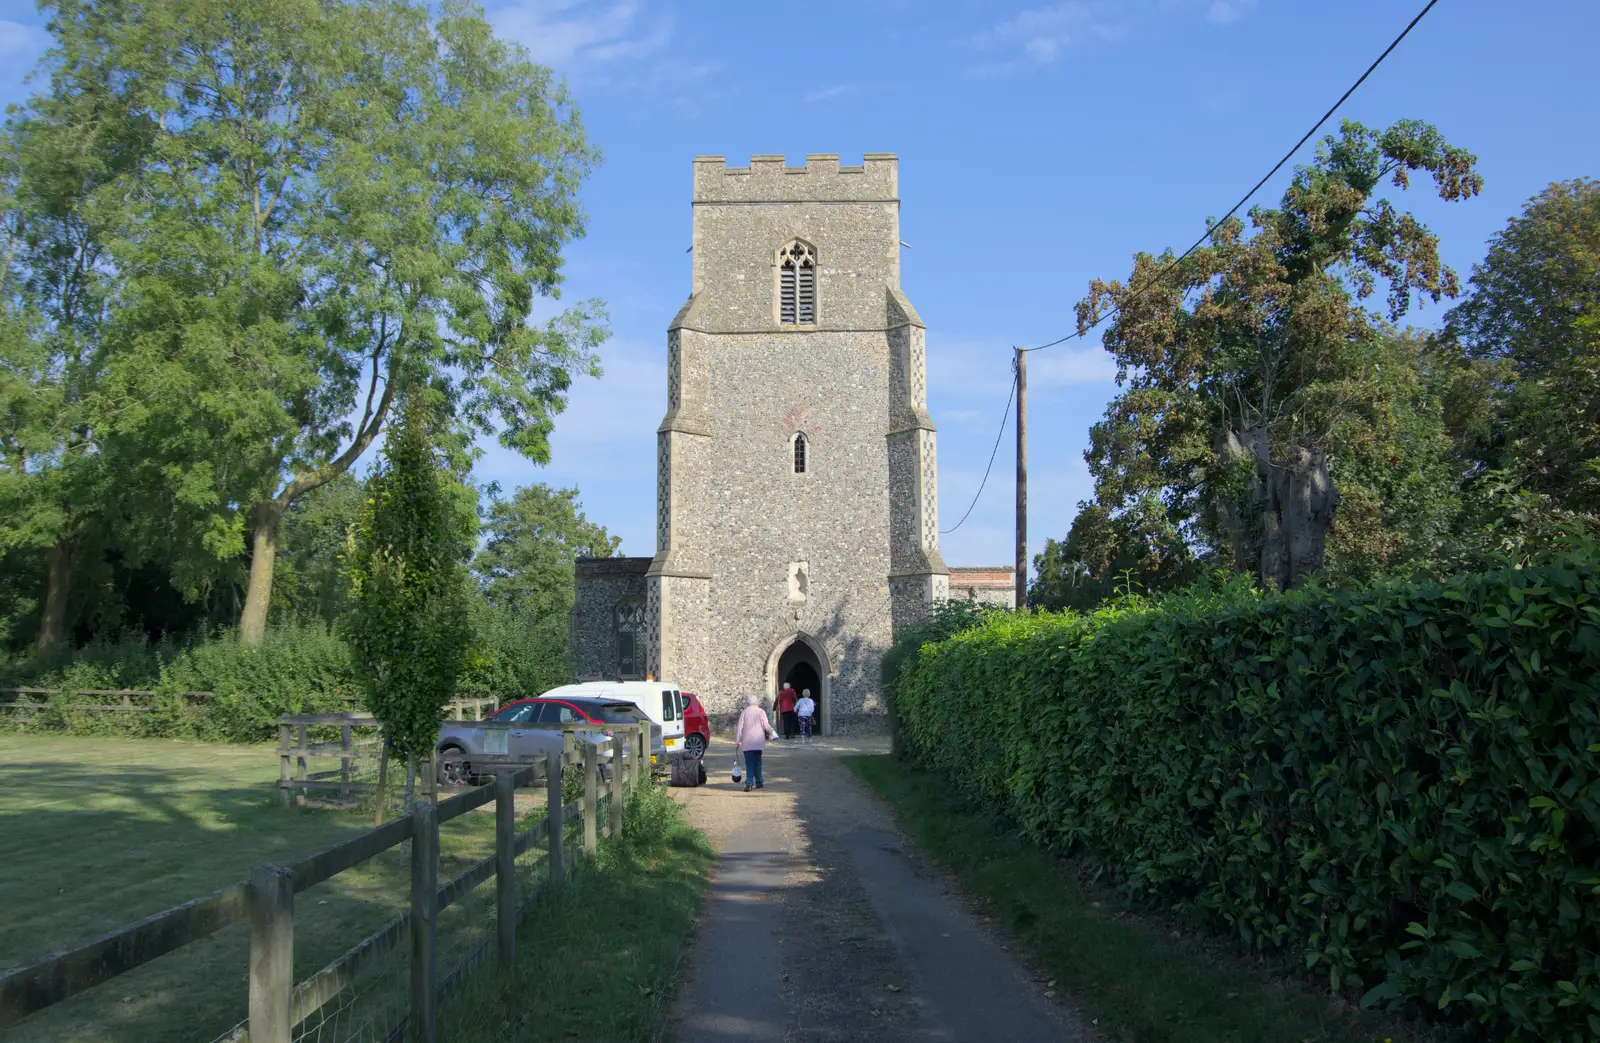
[443,784,714,1043]
[845,754,1441,1043]
[0,734,509,1042]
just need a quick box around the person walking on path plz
[777,682,799,739]
[733,692,777,791]
[795,689,816,743]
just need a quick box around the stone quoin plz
[570,154,1014,735]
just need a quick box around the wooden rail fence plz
[275,701,502,807]
[0,721,651,1043]
[0,690,494,720]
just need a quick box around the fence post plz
[495,772,517,966]
[636,724,648,790]
[582,741,598,858]
[546,752,565,890]
[277,722,291,808]
[339,718,353,799]
[374,743,390,827]
[248,863,295,1043]
[609,735,625,838]
[295,723,308,808]
[409,801,438,1043]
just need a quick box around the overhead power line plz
[939,367,1017,535]
[939,0,1443,540]
[1021,0,1441,355]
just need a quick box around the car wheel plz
[684,733,706,760]
[436,746,472,788]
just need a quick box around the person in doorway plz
[777,681,799,739]
[733,692,777,791]
[795,689,816,743]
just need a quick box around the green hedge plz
[893,558,1600,1042]
[2,624,360,742]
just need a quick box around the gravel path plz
[668,738,1095,1043]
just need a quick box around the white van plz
[542,681,686,756]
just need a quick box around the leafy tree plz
[1445,177,1600,516]
[343,392,473,802]
[0,39,148,650]
[39,0,605,647]
[462,483,619,699]
[271,472,366,627]
[1029,499,1202,611]
[1075,119,1481,590]
[476,484,620,616]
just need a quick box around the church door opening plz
[776,641,824,736]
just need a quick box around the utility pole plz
[1014,347,1027,611]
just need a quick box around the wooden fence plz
[0,689,493,727]
[275,702,501,807]
[0,688,218,715]
[0,722,651,1043]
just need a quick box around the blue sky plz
[3,0,1598,573]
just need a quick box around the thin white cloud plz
[1029,345,1117,386]
[1206,0,1256,25]
[489,0,667,69]
[967,0,1255,73]
[802,84,855,105]
[969,2,1122,67]
[488,0,718,106]
[0,19,44,60]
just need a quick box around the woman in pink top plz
[733,692,777,791]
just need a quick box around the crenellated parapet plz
[692,153,898,204]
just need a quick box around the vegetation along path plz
[670,737,1093,1043]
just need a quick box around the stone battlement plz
[693,153,898,204]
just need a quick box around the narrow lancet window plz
[793,433,808,473]
[778,241,816,324]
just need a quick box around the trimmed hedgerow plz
[893,557,1600,1042]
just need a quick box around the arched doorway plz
[767,634,830,736]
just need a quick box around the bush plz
[892,555,1600,1042]
[1,624,359,741]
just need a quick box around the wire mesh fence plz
[3,724,653,1043]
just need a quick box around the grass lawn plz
[0,734,507,1042]
[845,754,1440,1043]
[443,786,715,1043]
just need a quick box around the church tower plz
[645,153,948,734]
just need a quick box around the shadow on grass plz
[442,787,714,1043]
[841,754,1444,1043]
[0,753,502,1043]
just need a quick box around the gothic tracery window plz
[615,601,645,679]
[793,432,808,474]
[777,240,816,325]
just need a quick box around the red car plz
[681,692,709,760]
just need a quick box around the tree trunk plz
[238,503,286,649]
[1214,427,1339,590]
[36,535,75,654]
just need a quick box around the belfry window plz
[793,433,808,474]
[777,241,816,325]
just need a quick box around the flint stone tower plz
[572,153,954,734]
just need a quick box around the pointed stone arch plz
[764,630,834,736]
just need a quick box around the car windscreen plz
[564,699,644,724]
[488,702,538,723]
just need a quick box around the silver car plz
[434,696,649,786]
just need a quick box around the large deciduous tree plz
[45,0,604,647]
[1076,119,1481,590]
[1445,177,1600,517]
